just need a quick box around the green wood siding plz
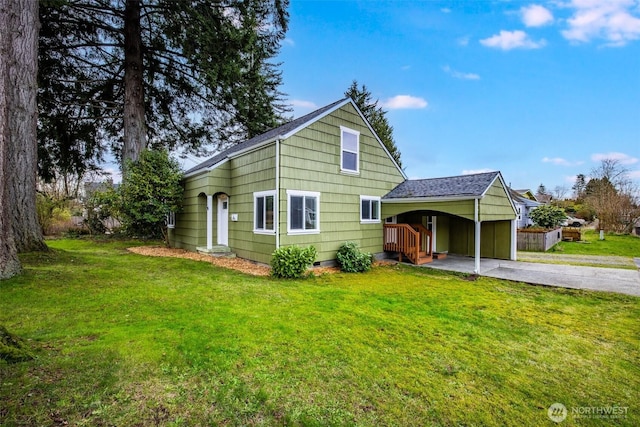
[279,103,405,262]
[435,215,450,253]
[228,145,276,264]
[171,172,220,251]
[446,216,511,259]
[449,216,475,256]
[382,200,476,220]
[480,221,511,259]
[480,180,516,221]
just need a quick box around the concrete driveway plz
[424,255,640,297]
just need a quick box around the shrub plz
[336,241,373,273]
[119,149,184,243]
[84,186,121,234]
[529,204,566,229]
[271,245,317,279]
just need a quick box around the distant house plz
[169,98,517,273]
[510,189,542,228]
[514,189,538,202]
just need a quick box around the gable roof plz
[514,189,539,202]
[509,188,542,207]
[184,98,353,176]
[383,171,503,200]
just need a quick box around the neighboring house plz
[509,188,542,228]
[169,98,517,273]
[514,189,538,202]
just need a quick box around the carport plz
[381,171,517,274]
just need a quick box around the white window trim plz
[360,195,381,224]
[166,211,176,229]
[286,190,320,235]
[253,190,276,235]
[340,126,360,174]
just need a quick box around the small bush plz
[336,241,373,273]
[271,245,317,279]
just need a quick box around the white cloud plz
[480,30,547,50]
[562,0,640,46]
[462,168,497,175]
[441,7,452,14]
[522,4,554,27]
[591,152,639,165]
[283,38,295,47]
[289,99,318,110]
[542,157,585,166]
[627,169,640,179]
[442,65,480,80]
[381,95,428,109]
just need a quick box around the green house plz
[169,98,517,273]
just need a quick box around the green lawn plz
[554,229,640,257]
[1,239,639,426]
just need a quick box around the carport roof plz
[383,171,500,200]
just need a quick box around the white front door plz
[217,195,229,245]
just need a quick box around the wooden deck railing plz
[410,223,433,258]
[383,224,433,264]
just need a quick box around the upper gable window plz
[340,126,360,173]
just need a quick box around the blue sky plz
[273,0,640,194]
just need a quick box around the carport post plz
[510,219,517,260]
[474,198,481,275]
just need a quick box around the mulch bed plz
[126,246,342,276]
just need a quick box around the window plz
[166,211,176,229]
[360,196,380,223]
[287,190,320,234]
[340,126,359,173]
[254,190,276,234]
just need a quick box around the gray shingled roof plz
[383,171,500,199]
[184,98,349,175]
[509,188,541,206]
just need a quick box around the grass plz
[1,239,639,426]
[553,229,640,257]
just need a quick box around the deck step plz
[196,245,236,258]
[416,255,433,265]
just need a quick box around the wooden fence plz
[517,228,563,251]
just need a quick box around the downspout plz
[474,197,481,275]
[275,137,281,249]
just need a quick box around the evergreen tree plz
[572,173,587,201]
[5,0,47,254]
[344,81,402,168]
[38,0,290,178]
[536,183,549,201]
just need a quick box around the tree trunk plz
[122,0,146,172]
[6,0,46,253]
[0,0,23,278]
